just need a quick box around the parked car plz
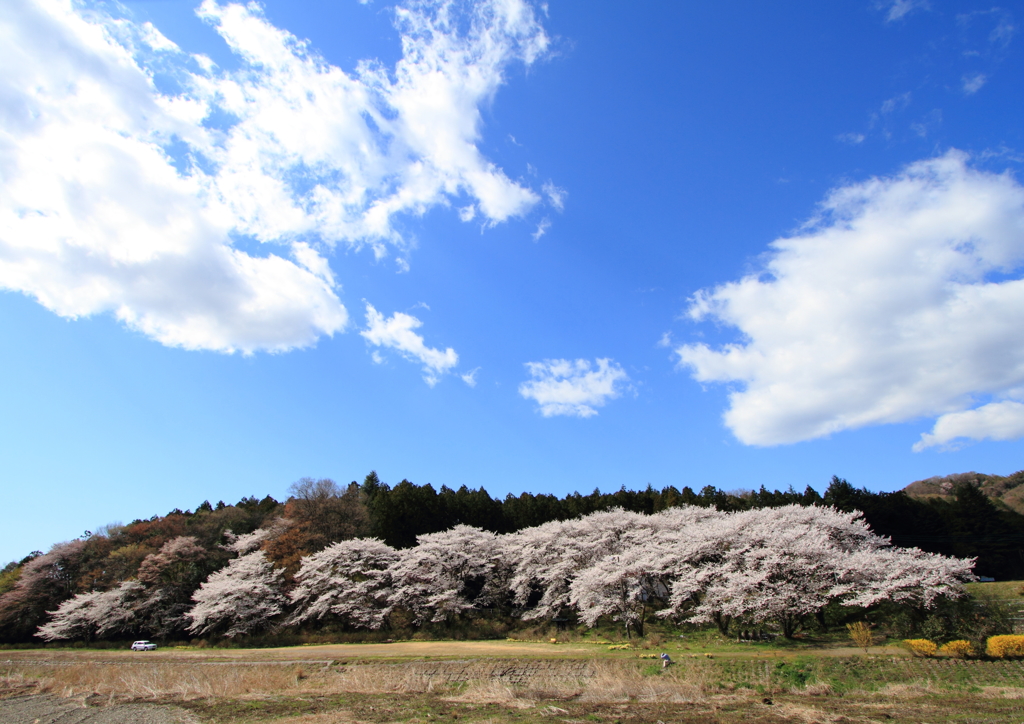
[131,640,157,651]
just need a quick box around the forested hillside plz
[0,472,1021,644]
[905,471,1024,515]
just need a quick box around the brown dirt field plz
[0,693,199,723]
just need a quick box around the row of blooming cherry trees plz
[37,505,973,642]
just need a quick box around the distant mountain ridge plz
[904,470,1024,515]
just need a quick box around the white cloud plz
[878,0,929,22]
[532,218,551,240]
[676,151,1024,448]
[461,367,480,387]
[0,0,347,353]
[879,91,911,116]
[990,14,1016,46]
[361,303,458,386]
[291,242,336,286]
[139,21,180,52]
[861,92,912,141]
[0,0,550,353]
[915,400,1024,451]
[962,72,987,95]
[836,132,866,145]
[519,358,630,418]
[542,181,566,211]
[910,108,942,139]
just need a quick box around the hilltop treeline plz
[0,472,1022,643]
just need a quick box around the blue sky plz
[2,0,1024,563]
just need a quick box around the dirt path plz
[706,644,907,658]
[1,639,908,665]
[1,639,600,663]
[0,694,198,723]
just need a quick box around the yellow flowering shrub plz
[987,635,1024,659]
[903,639,938,657]
[939,640,974,658]
[846,621,874,651]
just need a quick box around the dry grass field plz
[4,642,1024,723]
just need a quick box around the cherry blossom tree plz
[508,504,971,640]
[505,507,724,625]
[36,590,106,642]
[36,581,143,642]
[224,518,291,555]
[559,506,723,636]
[504,509,649,621]
[135,536,212,638]
[838,545,975,609]
[689,512,851,637]
[0,540,87,641]
[569,551,666,637]
[187,551,286,637]
[33,499,975,644]
[387,525,499,624]
[31,535,213,642]
[656,505,973,638]
[289,538,399,629]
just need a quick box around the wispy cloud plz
[836,132,866,145]
[878,0,929,23]
[990,13,1016,46]
[910,108,942,138]
[676,151,1024,448]
[962,72,987,94]
[959,8,1017,50]
[847,92,912,144]
[542,181,567,211]
[361,303,458,386]
[879,91,912,116]
[519,358,630,418]
[0,0,550,353]
[461,367,481,387]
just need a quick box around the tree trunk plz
[780,615,802,639]
[713,612,732,637]
[635,600,647,638]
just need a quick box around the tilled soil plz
[0,693,198,724]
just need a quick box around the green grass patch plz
[966,580,1024,600]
